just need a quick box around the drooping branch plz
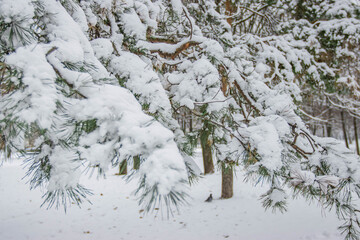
[299,108,328,123]
[233,80,261,115]
[183,7,193,40]
[45,47,87,99]
[141,35,204,60]
[237,6,273,27]
[149,40,200,60]
[193,97,233,105]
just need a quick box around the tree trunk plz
[326,124,332,138]
[354,117,360,155]
[225,0,236,26]
[326,109,332,137]
[200,129,214,174]
[119,160,127,175]
[133,156,140,170]
[201,138,214,174]
[312,125,317,135]
[181,117,186,133]
[189,113,193,133]
[341,111,349,149]
[326,104,332,137]
[221,163,233,199]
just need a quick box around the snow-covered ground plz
[0,150,342,240]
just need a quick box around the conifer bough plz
[0,0,360,239]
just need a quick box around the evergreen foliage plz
[1,0,360,238]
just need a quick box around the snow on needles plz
[109,51,172,114]
[0,0,34,23]
[1,0,188,203]
[4,45,58,130]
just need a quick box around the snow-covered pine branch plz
[0,0,188,212]
[1,0,360,239]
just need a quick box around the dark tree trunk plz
[312,96,317,136]
[221,163,233,199]
[119,160,127,175]
[200,129,214,175]
[326,125,332,138]
[326,105,332,137]
[312,125,317,135]
[183,117,187,133]
[133,156,140,170]
[341,111,349,149]
[189,113,193,132]
[326,109,332,137]
[181,117,186,133]
[354,117,360,155]
[201,139,214,174]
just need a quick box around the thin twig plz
[193,97,232,105]
[233,80,261,115]
[46,47,87,99]
[183,7,193,40]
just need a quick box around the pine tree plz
[0,0,189,213]
[1,1,360,239]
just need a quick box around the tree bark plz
[341,111,349,149]
[183,116,186,133]
[189,112,193,133]
[221,163,233,199]
[200,127,214,174]
[326,108,332,137]
[354,117,360,155]
[326,124,332,137]
[312,123,317,135]
[225,0,236,26]
[119,160,127,175]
